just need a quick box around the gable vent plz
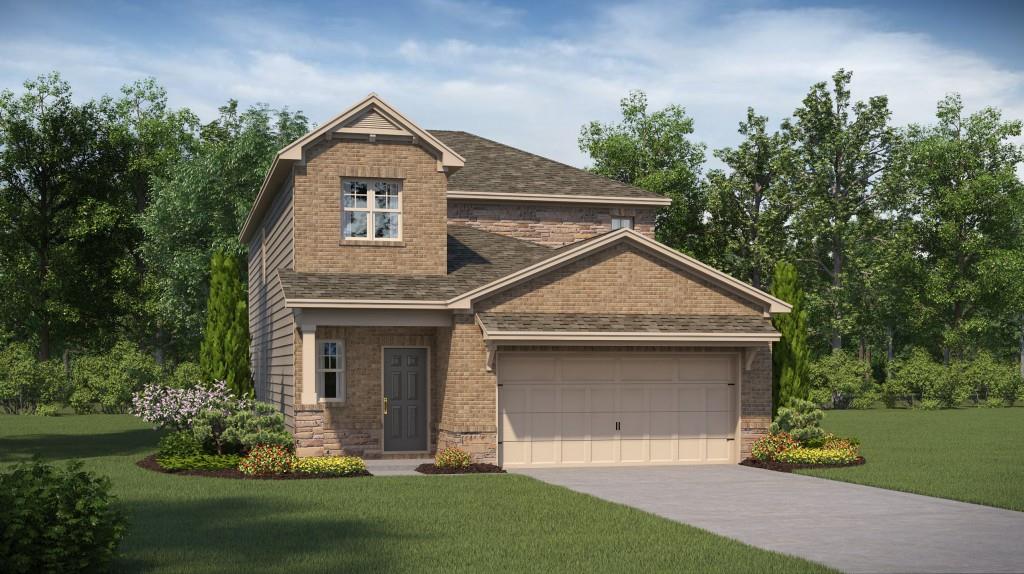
[349,110,398,130]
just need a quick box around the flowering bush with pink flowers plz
[131,381,237,430]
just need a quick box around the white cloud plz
[0,2,1021,170]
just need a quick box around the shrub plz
[982,397,1006,408]
[166,361,205,389]
[0,460,126,574]
[915,398,942,410]
[769,399,825,445]
[221,400,292,452]
[968,355,1021,406]
[200,251,253,398]
[0,343,66,414]
[131,380,235,430]
[71,341,162,414]
[435,447,471,470]
[191,398,291,455]
[293,456,368,476]
[34,403,61,416]
[750,432,799,461]
[850,392,880,410]
[821,434,860,450]
[158,430,204,458]
[884,348,942,407]
[770,261,811,416]
[238,444,295,476]
[157,454,243,471]
[809,350,874,409]
[775,446,860,465]
[928,361,972,408]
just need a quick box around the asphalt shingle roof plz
[477,313,777,334]
[277,225,556,301]
[431,130,662,200]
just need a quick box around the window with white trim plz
[342,179,401,240]
[317,341,344,401]
[611,216,634,230]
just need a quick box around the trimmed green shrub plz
[157,454,243,471]
[809,350,874,409]
[158,430,204,458]
[750,432,799,461]
[293,456,368,476]
[959,353,1020,406]
[435,447,471,470]
[0,460,126,574]
[238,444,295,476]
[0,343,66,414]
[770,261,811,416]
[929,360,973,408]
[769,398,825,445]
[775,446,859,465]
[200,251,252,398]
[70,341,162,414]
[915,398,942,410]
[850,392,880,410]
[191,399,291,455]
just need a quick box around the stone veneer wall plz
[293,326,442,458]
[447,201,657,247]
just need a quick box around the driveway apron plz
[514,465,1024,574]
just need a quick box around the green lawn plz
[797,408,1024,511]
[0,415,831,574]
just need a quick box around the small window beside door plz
[611,216,634,230]
[317,341,344,401]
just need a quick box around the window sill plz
[340,239,406,248]
[318,398,346,405]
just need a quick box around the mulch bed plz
[415,463,506,474]
[739,456,866,473]
[136,455,371,479]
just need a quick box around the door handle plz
[383,397,389,415]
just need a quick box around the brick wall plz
[436,314,498,463]
[447,201,657,246]
[293,326,441,458]
[293,139,448,276]
[740,343,773,459]
[479,243,764,316]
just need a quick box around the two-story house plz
[240,94,790,468]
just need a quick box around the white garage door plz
[499,353,738,467]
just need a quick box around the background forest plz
[1,69,1022,414]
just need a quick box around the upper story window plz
[342,179,402,241]
[611,216,634,230]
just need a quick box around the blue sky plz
[1,0,1022,167]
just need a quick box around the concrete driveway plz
[514,465,1024,574]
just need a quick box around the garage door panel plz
[501,386,528,413]
[590,388,616,411]
[531,413,559,440]
[706,385,733,411]
[560,413,587,440]
[502,412,530,441]
[678,387,705,411]
[529,388,559,412]
[618,386,648,411]
[562,358,617,382]
[502,357,556,382]
[499,353,738,467]
[561,388,587,411]
[621,358,676,381]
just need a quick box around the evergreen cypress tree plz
[200,250,252,397]
[770,261,810,417]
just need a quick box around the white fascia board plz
[447,190,672,206]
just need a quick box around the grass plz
[796,408,1024,511]
[0,415,832,574]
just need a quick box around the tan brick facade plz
[293,139,448,276]
[436,314,498,462]
[479,243,764,316]
[293,326,443,458]
[447,201,657,247]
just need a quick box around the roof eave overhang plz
[284,298,450,310]
[481,331,781,344]
[446,190,672,206]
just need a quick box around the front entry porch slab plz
[364,458,435,476]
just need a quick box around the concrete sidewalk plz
[514,465,1024,573]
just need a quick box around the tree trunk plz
[885,325,894,361]
[830,234,843,350]
[751,267,762,292]
[1019,317,1024,381]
